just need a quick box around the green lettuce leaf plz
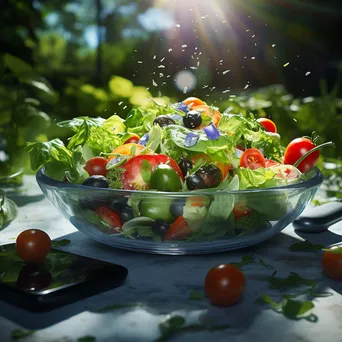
[238,167,278,190]
[58,117,121,155]
[26,140,88,183]
[187,176,239,240]
[246,131,284,162]
[0,192,17,230]
[163,125,235,164]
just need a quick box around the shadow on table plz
[1,228,341,336]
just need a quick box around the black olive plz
[178,157,193,177]
[186,174,206,190]
[82,175,109,188]
[153,115,176,127]
[170,198,186,217]
[186,164,222,190]
[183,110,202,129]
[152,219,170,236]
[197,164,222,188]
[120,206,134,223]
[110,196,128,211]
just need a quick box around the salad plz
[27,96,329,242]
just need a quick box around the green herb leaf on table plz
[157,315,230,342]
[97,302,144,312]
[258,294,317,322]
[289,241,324,252]
[257,258,275,270]
[77,336,96,342]
[51,239,71,248]
[11,329,36,340]
[189,291,206,301]
[264,272,316,290]
[230,255,256,269]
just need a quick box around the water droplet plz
[222,70,230,75]
[283,62,290,67]
[305,71,311,76]
[137,61,143,64]
[183,86,188,94]
[152,80,158,87]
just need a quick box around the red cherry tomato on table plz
[16,229,51,263]
[240,148,266,170]
[205,264,246,306]
[183,97,205,109]
[283,138,319,173]
[257,118,277,133]
[124,134,140,144]
[84,157,108,177]
[322,247,342,280]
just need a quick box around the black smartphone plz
[0,243,128,312]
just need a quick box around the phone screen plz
[0,243,128,311]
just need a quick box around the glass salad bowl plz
[36,167,323,255]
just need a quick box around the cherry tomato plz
[139,197,174,223]
[283,138,319,173]
[183,97,205,109]
[205,264,246,306]
[95,207,122,230]
[322,247,342,280]
[232,201,253,221]
[191,153,231,180]
[120,154,184,190]
[150,164,182,192]
[164,216,192,240]
[84,157,108,177]
[124,134,140,144]
[257,118,277,133]
[16,229,51,263]
[240,148,266,170]
[108,143,144,161]
[265,159,281,168]
[192,105,222,128]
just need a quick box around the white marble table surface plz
[1,176,342,342]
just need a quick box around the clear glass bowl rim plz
[36,166,324,197]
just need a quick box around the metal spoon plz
[293,200,342,233]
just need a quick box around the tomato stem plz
[293,141,335,169]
